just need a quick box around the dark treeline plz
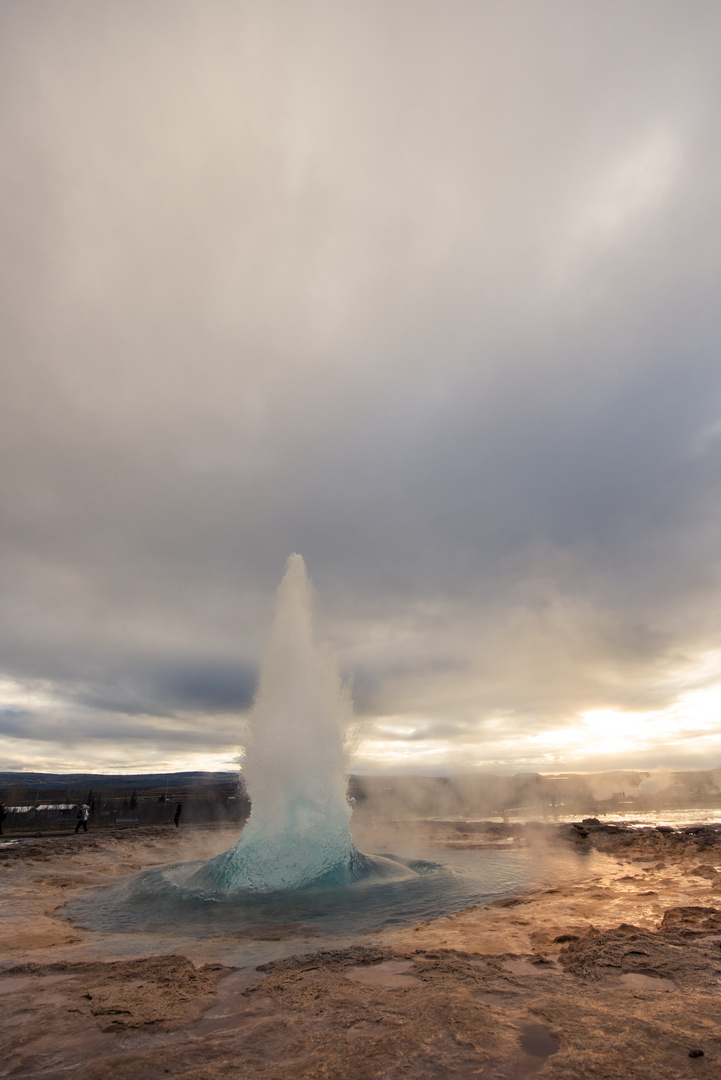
[0,771,250,833]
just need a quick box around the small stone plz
[689,1049,704,1058]
[691,865,718,880]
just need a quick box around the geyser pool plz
[67,840,607,968]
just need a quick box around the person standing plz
[173,802,182,828]
[0,802,6,835]
[74,804,90,833]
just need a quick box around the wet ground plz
[2,820,721,1077]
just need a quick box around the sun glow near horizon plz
[352,681,721,773]
[525,685,721,767]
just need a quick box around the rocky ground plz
[2,820,721,1078]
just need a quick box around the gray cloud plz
[1,1,721,772]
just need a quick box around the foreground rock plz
[1,822,721,1077]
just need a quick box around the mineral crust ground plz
[2,820,721,1078]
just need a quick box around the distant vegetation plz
[2,768,721,835]
[0,771,249,833]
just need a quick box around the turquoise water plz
[197,555,361,894]
[67,843,607,950]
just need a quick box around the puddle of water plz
[212,968,269,996]
[344,960,421,988]
[618,972,676,991]
[503,959,561,978]
[518,1020,560,1058]
[0,973,78,994]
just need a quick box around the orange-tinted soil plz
[2,821,721,1078]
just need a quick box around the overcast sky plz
[2,1,721,776]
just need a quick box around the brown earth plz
[2,821,721,1078]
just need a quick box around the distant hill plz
[0,770,243,798]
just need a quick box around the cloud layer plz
[2,1,721,773]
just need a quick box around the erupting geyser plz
[66,556,597,947]
[195,554,378,892]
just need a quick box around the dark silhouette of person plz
[75,804,89,833]
[174,802,182,828]
[0,802,6,835]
